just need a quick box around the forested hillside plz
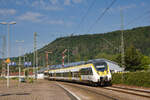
[36,26,150,66]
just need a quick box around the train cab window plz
[94,62,107,72]
[80,67,93,75]
[44,73,48,76]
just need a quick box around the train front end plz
[94,61,112,86]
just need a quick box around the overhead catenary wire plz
[74,0,96,34]
[102,9,150,53]
[125,10,150,27]
[87,0,117,33]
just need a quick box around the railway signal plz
[62,49,67,67]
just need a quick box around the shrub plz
[0,77,6,80]
[112,71,150,88]
[11,77,19,80]
[28,78,34,83]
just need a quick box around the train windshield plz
[94,62,107,72]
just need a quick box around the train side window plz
[72,71,79,77]
[70,71,73,77]
[52,73,54,77]
[63,72,70,77]
[80,67,93,75]
[49,73,52,77]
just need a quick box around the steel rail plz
[103,86,150,98]
[111,86,150,93]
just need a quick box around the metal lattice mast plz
[16,40,24,84]
[120,9,125,69]
[33,32,37,79]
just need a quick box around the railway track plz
[60,82,118,100]
[56,82,80,100]
[58,81,150,100]
[103,86,150,98]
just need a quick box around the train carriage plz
[44,59,112,86]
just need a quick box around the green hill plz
[33,26,150,66]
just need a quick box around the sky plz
[0,0,150,57]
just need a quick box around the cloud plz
[17,12,44,22]
[141,2,146,6]
[72,0,82,4]
[43,6,63,11]
[31,0,45,7]
[47,20,74,27]
[65,21,74,27]
[119,4,136,10]
[50,0,58,5]
[47,20,64,25]
[64,0,71,6]
[17,11,73,27]
[31,0,63,11]
[0,9,16,15]
[64,0,83,6]
[46,19,74,27]
[15,0,22,5]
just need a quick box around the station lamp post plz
[0,21,16,88]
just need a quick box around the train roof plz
[39,58,120,73]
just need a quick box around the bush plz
[11,77,19,80]
[0,77,6,80]
[112,71,150,88]
[28,78,34,83]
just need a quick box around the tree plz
[116,45,150,71]
[140,56,150,70]
[125,45,143,71]
[95,52,117,61]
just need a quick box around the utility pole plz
[120,9,125,69]
[33,32,37,79]
[42,54,45,67]
[1,35,6,77]
[45,52,48,67]
[67,46,69,64]
[23,53,27,77]
[16,40,24,83]
[19,47,21,83]
[67,35,70,64]
[45,51,52,67]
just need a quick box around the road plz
[0,79,150,100]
